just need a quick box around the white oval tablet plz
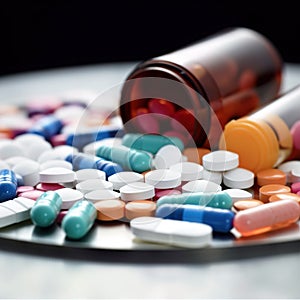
[153,145,182,169]
[75,179,113,194]
[56,188,83,209]
[223,168,254,189]
[223,189,253,203]
[120,182,155,201]
[75,169,106,183]
[13,160,40,186]
[278,161,300,183]
[5,156,34,168]
[0,141,26,160]
[182,179,222,193]
[108,171,144,190]
[14,133,45,145]
[84,189,120,203]
[169,162,203,181]
[53,145,78,159]
[25,140,52,161]
[130,216,212,248]
[202,169,223,185]
[39,167,75,183]
[202,150,239,171]
[40,160,73,171]
[37,150,62,163]
[145,169,181,189]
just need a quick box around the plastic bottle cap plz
[144,169,181,189]
[120,182,155,201]
[223,168,254,189]
[181,179,222,194]
[202,150,239,172]
[219,118,278,174]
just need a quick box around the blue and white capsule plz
[0,169,18,202]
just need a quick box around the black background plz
[0,1,299,76]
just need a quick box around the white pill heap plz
[0,97,300,247]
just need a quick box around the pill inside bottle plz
[120,28,282,148]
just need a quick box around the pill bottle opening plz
[120,67,211,147]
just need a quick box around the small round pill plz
[84,189,120,203]
[17,186,35,194]
[256,168,286,186]
[19,190,44,200]
[145,169,181,189]
[278,160,300,183]
[94,199,125,221]
[120,182,155,201]
[56,188,84,209]
[125,200,156,220]
[108,171,144,190]
[183,148,211,165]
[12,160,40,187]
[291,169,300,183]
[169,162,203,181]
[153,188,181,201]
[269,192,300,204]
[202,150,239,172]
[40,160,73,171]
[182,179,222,193]
[223,168,254,189]
[75,179,113,194]
[202,169,223,185]
[36,182,65,191]
[259,184,291,202]
[291,182,300,194]
[75,169,106,183]
[153,145,182,169]
[223,189,252,203]
[234,199,264,211]
[39,167,76,183]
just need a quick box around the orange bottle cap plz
[219,118,279,174]
[259,184,291,202]
[256,168,287,186]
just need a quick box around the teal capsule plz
[96,145,152,173]
[30,191,62,227]
[156,191,233,210]
[62,200,96,240]
[122,133,184,154]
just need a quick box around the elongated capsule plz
[29,115,63,139]
[156,191,233,210]
[62,200,97,239]
[0,169,18,202]
[122,133,184,154]
[96,145,152,173]
[156,204,234,233]
[30,191,62,227]
[234,199,300,237]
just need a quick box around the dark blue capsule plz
[29,115,63,139]
[0,169,18,202]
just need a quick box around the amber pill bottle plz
[119,28,282,148]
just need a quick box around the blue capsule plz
[30,191,62,227]
[62,200,97,239]
[0,169,18,202]
[66,127,124,151]
[28,115,63,139]
[156,204,235,233]
[66,153,123,178]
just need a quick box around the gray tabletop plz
[0,63,300,299]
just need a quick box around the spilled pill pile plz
[1,94,300,250]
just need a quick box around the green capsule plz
[30,191,62,227]
[122,133,184,154]
[156,191,233,210]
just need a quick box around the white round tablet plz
[202,169,223,185]
[83,138,123,155]
[144,169,181,189]
[108,171,144,190]
[75,169,106,183]
[5,156,33,168]
[291,168,300,183]
[39,167,75,183]
[169,162,203,181]
[223,168,254,189]
[278,161,300,183]
[0,141,26,160]
[14,133,45,145]
[53,145,78,159]
[153,145,182,169]
[40,160,73,171]
[13,160,40,186]
[120,182,155,201]
[84,189,120,203]
[223,189,253,203]
[25,140,52,161]
[182,179,222,193]
[75,179,113,194]
[56,188,83,209]
[202,150,239,171]
[37,150,62,163]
